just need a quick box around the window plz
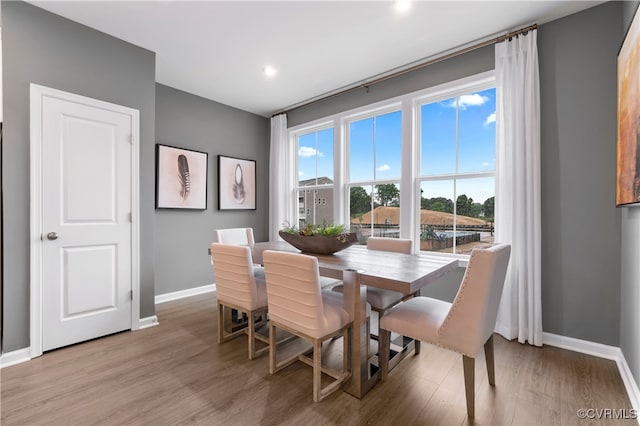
[287,71,495,256]
[419,88,496,254]
[348,110,402,243]
[296,127,334,229]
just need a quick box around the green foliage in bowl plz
[279,221,357,254]
[281,221,350,241]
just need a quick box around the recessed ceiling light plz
[393,0,412,13]
[263,65,278,78]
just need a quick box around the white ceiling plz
[27,1,603,117]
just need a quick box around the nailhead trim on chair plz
[436,251,482,356]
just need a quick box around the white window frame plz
[287,70,495,255]
[345,107,403,239]
[415,79,496,253]
[291,122,336,227]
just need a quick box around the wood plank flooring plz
[1,293,635,425]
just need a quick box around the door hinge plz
[129,134,134,145]
[129,290,133,301]
[128,212,132,222]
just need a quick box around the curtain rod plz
[272,23,537,118]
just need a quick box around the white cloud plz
[377,164,391,172]
[484,112,496,126]
[446,94,489,110]
[298,146,323,158]
[459,94,489,108]
[482,162,489,167]
[299,171,304,176]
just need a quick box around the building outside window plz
[295,127,334,229]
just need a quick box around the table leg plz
[342,268,379,398]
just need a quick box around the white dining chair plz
[378,243,511,418]
[213,227,255,246]
[210,242,269,360]
[262,250,352,402]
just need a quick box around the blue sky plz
[298,128,334,181]
[298,88,496,204]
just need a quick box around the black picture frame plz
[218,155,256,210]
[156,144,208,210]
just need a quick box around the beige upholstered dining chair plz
[362,237,413,314]
[378,243,511,418]
[210,242,269,360]
[262,250,352,402]
[333,237,412,325]
[365,236,412,253]
[212,227,255,246]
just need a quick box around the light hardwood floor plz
[1,293,635,425]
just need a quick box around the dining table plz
[249,240,460,399]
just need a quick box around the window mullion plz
[400,99,416,245]
[453,97,459,253]
[334,118,346,227]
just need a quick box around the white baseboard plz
[542,332,621,360]
[0,348,31,369]
[155,284,216,304]
[543,332,639,421]
[617,350,640,417]
[138,315,159,329]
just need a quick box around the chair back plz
[262,250,326,337]
[367,237,412,254]
[438,244,511,356]
[213,228,255,246]
[210,243,261,311]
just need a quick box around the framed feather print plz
[156,144,208,210]
[218,155,256,210]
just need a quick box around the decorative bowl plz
[278,230,358,255]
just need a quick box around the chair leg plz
[217,303,224,344]
[269,322,277,374]
[247,310,256,360]
[463,355,475,418]
[312,339,322,402]
[415,340,421,355]
[269,324,351,402]
[343,324,350,374]
[484,334,495,386]
[379,328,391,380]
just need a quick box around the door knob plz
[47,232,59,240]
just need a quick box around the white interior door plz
[31,85,139,352]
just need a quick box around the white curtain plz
[269,114,293,241]
[494,29,543,346]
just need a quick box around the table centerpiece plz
[278,222,358,255]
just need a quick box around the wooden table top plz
[251,241,460,294]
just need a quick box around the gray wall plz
[538,1,622,346]
[620,0,640,393]
[2,1,157,351]
[154,84,269,296]
[287,45,494,127]
[287,2,624,347]
[621,207,640,389]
